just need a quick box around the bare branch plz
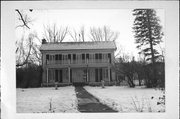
[15,9,30,29]
[89,26,119,42]
[43,24,68,42]
[69,26,85,42]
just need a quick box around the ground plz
[84,86,165,112]
[17,86,78,113]
[16,85,165,113]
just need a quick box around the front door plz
[95,68,103,82]
[55,69,62,83]
[72,69,84,83]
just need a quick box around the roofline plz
[40,48,116,52]
[40,41,117,51]
[42,41,115,44]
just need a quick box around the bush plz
[144,62,165,88]
[16,64,42,88]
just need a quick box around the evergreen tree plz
[132,9,163,87]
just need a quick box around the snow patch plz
[17,86,79,113]
[84,86,165,112]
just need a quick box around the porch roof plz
[40,41,117,51]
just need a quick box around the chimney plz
[42,39,47,44]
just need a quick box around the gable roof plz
[40,41,117,51]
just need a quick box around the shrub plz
[16,64,42,88]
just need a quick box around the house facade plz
[40,40,117,86]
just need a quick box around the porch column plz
[47,68,49,86]
[87,65,88,82]
[108,67,111,82]
[68,66,71,83]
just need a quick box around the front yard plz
[84,86,165,112]
[17,85,165,113]
[17,86,78,113]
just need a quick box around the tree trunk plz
[146,10,157,87]
[127,75,135,87]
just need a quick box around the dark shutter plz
[68,54,71,60]
[99,53,102,59]
[99,68,103,81]
[70,69,72,83]
[108,53,111,63]
[46,54,49,60]
[95,53,98,59]
[55,54,58,60]
[60,70,63,83]
[59,54,62,60]
[55,70,58,82]
[86,54,89,59]
[95,69,98,82]
[73,54,76,60]
[82,54,85,60]
[110,69,112,81]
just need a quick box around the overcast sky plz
[15,9,164,59]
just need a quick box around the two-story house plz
[40,40,117,86]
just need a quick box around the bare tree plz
[15,9,33,29]
[89,26,119,41]
[43,24,68,43]
[69,26,85,42]
[16,34,33,67]
[114,53,136,87]
[16,31,41,67]
[15,9,41,67]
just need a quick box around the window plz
[105,69,108,78]
[46,54,49,64]
[49,55,52,61]
[73,54,76,60]
[59,54,62,60]
[108,53,111,63]
[55,54,58,60]
[95,53,98,59]
[99,53,102,59]
[86,54,89,59]
[63,54,68,61]
[82,54,85,60]
[46,54,49,60]
[68,54,71,60]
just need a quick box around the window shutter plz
[46,54,49,60]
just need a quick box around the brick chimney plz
[42,39,47,44]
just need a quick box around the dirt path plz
[75,86,117,113]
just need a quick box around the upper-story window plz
[95,53,102,60]
[49,55,55,61]
[46,54,49,60]
[63,54,68,61]
[68,54,71,60]
[46,54,49,64]
[108,53,111,63]
[54,54,62,60]
[86,54,89,59]
[73,54,76,60]
[55,54,58,60]
[46,52,112,64]
[82,54,85,60]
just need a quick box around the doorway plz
[55,69,62,83]
[95,68,103,82]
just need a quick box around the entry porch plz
[42,67,115,86]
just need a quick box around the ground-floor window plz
[48,69,63,83]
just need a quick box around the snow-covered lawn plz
[17,86,78,113]
[84,86,165,112]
